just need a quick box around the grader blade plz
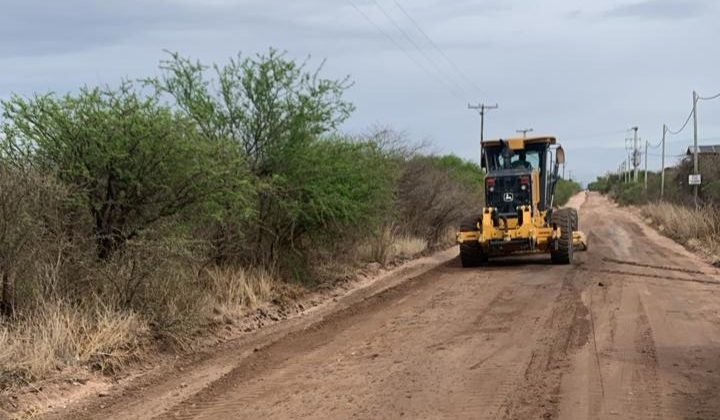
[573,230,588,251]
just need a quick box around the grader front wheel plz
[460,242,488,267]
[459,215,487,267]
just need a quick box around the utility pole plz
[631,126,639,182]
[692,91,699,203]
[621,160,627,182]
[644,140,648,191]
[468,103,499,167]
[622,160,626,182]
[516,128,534,138]
[627,155,632,183]
[660,124,666,199]
[625,158,630,183]
[468,103,499,142]
[625,153,629,182]
[624,136,632,183]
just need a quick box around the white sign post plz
[689,174,702,186]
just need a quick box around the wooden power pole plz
[468,103,499,142]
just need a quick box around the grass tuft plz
[355,230,427,266]
[206,267,276,320]
[0,301,148,385]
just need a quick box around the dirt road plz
[52,192,720,419]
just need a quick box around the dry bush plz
[94,238,215,347]
[0,166,72,316]
[641,202,720,256]
[0,166,156,387]
[397,157,482,248]
[0,301,147,386]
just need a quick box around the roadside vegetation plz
[0,50,484,388]
[588,155,720,261]
[554,178,582,207]
[641,203,720,259]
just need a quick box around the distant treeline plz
[588,153,720,206]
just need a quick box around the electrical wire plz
[647,153,686,158]
[390,0,483,95]
[667,135,720,144]
[563,129,629,141]
[698,92,720,101]
[665,107,694,135]
[368,0,468,96]
[345,0,466,101]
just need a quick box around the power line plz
[698,92,720,101]
[390,0,483,94]
[648,152,685,158]
[368,0,467,96]
[563,128,630,141]
[666,135,720,144]
[666,107,694,135]
[345,0,465,101]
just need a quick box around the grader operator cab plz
[457,136,587,267]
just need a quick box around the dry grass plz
[0,262,284,389]
[0,301,148,385]
[641,202,720,257]
[206,266,276,321]
[390,236,427,259]
[0,227,429,391]
[355,229,427,266]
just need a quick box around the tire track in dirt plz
[498,263,591,419]
[153,260,563,419]
[558,193,720,420]
[154,260,466,419]
[621,297,663,419]
[157,257,579,419]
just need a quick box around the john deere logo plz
[503,192,514,202]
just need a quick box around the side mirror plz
[555,146,565,165]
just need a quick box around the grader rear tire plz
[551,208,574,265]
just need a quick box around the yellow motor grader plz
[457,136,587,266]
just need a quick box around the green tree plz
[433,155,485,196]
[148,50,358,265]
[148,49,354,176]
[1,84,249,258]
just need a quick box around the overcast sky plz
[1,0,719,184]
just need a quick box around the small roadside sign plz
[689,174,702,185]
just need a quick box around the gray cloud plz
[604,0,709,20]
[0,0,386,58]
[428,0,511,19]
